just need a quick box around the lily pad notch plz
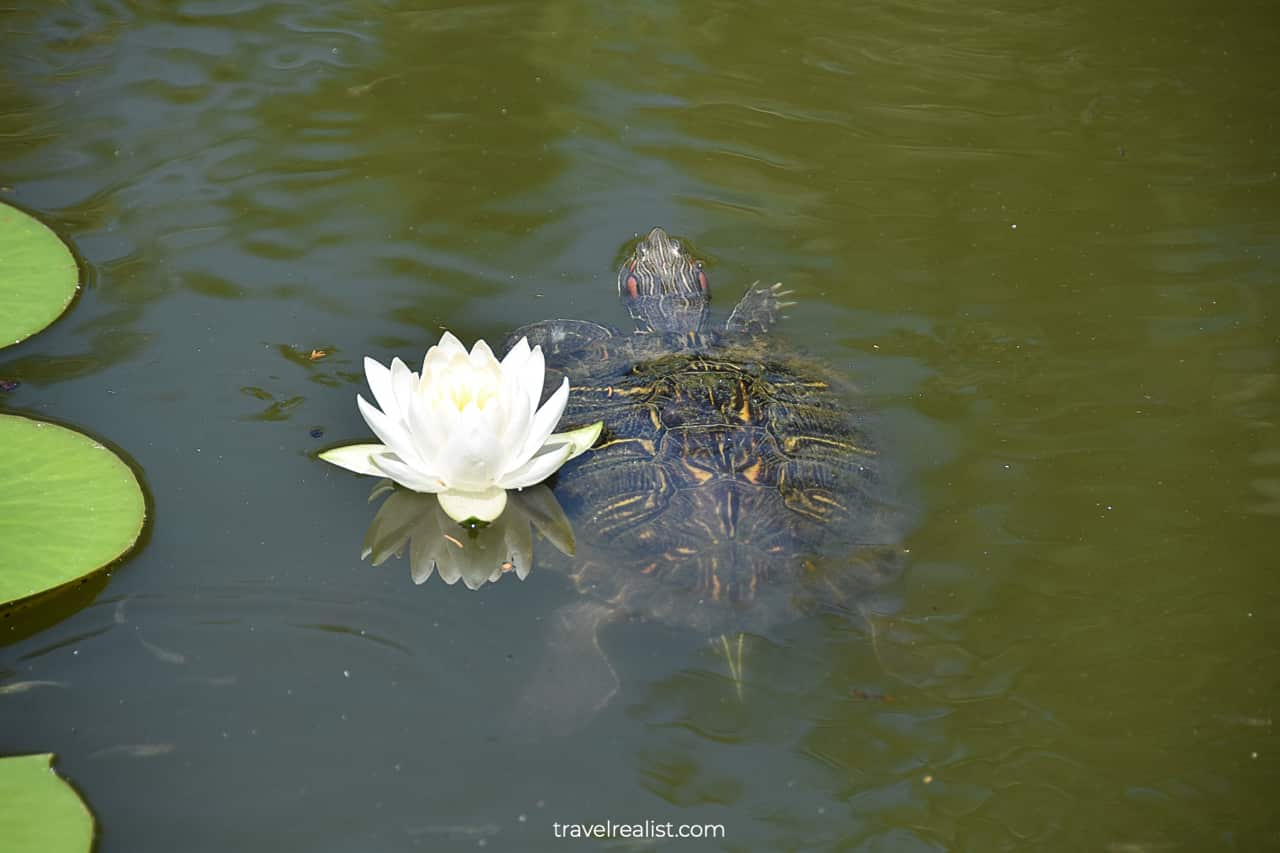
[0,202,82,350]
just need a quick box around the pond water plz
[1,1,1276,850]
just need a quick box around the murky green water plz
[2,1,1276,850]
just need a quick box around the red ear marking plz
[626,275,639,297]
[698,270,708,291]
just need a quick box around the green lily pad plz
[0,754,94,852]
[0,415,146,609]
[0,202,80,349]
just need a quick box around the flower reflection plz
[361,481,574,590]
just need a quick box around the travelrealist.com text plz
[552,820,726,840]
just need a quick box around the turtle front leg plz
[502,319,620,360]
[502,319,622,401]
[501,319,621,401]
[724,282,794,337]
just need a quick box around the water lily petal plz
[421,334,465,388]
[434,331,467,359]
[496,335,529,379]
[467,337,499,370]
[517,344,548,418]
[389,357,417,422]
[431,403,503,489]
[500,336,530,371]
[500,337,545,412]
[357,394,425,467]
[404,379,447,468]
[483,401,515,467]
[370,452,446,494]
[507,377,569,473]
[363,357,403,422]
[497,441,574,490]
[547,421,604,462]
[318,443,387,477]
[494,377,532,461]
[438,486,508,523]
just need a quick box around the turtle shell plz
[543,334,902,636]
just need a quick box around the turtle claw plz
[774,283,799,311]
[726,281,792,337]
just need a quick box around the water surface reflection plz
[0,0,1275,849]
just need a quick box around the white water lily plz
[320,332,601,523]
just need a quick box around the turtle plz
[503,227,904,732]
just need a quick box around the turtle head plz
[617,227,710,335]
